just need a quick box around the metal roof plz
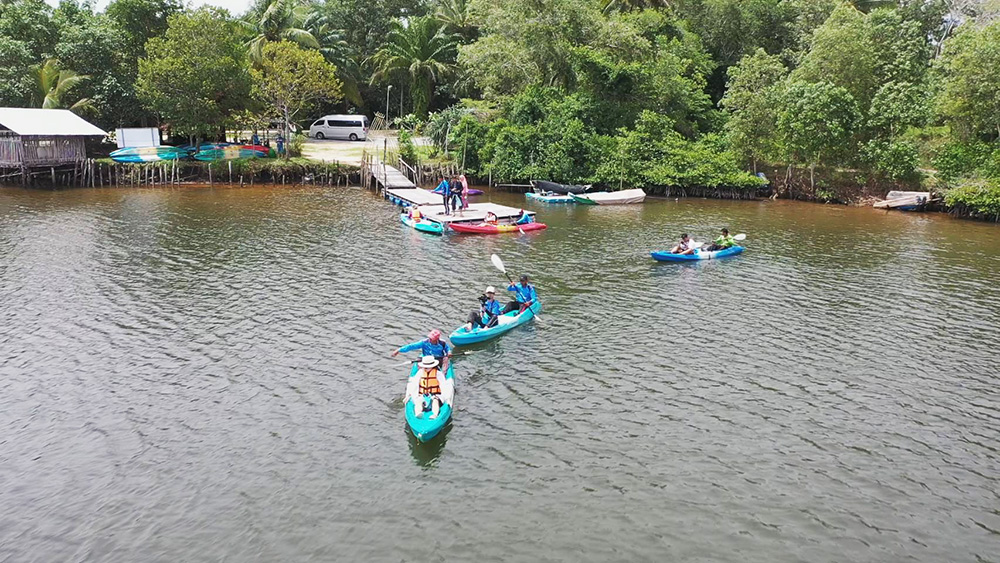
[0,108,106,137]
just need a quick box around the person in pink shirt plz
[459,174,470,211]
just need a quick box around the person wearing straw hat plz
[392,329,451,369]
[465,286,502,330]
[406,355,445,419]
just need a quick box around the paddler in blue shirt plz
[503,274,538,314]
[392,329,451,369]
[465,286,502,330]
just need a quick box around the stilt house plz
[0,108,106,171]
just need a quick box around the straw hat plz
[419,355,439,369]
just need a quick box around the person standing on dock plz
[437,176,452,215]
[460,174,470,211]
[449,176,463,216]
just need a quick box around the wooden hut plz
[0,108,106,186]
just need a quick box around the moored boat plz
[526,191,574,203]
[400,213,445,235]
[651,246,745,261]
[570,188,646,205]
[531,179,591,195]
[449,221,547,234]
[449,301,541,346]
[404,362,455,442]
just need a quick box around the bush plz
[286,133,306,158]
[862,139,920,181]
[398,129,418,163]
[944,178,1000,219]
[933,140,996,181]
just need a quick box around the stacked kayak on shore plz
[651,246,745,261]
[194,145,269,161]
[109,146,190,163]
[400,213,445,235]
[404,362,455,442]
[111,143,272,163]
[570,188,646,205]
[449,301,541,346]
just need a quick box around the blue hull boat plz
[651,246,745,262]
[405,363,455,442]
[449,301,542,346]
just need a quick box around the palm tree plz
[602,0,672,13]
[303,10,363,105]
[434,0,477,41]
[371,17,459,118]
[30,59,94,114]
[243,0,319,65]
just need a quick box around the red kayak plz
[450,222,548,234]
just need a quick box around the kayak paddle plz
[491,253,514,285]
[491,253,541,321]
[735,233,747,241]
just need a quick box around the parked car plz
[308,115,369,141]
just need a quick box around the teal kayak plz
[400,213,444,235]
[651,246,745,261]
[404,362,455,442]
[449,301,541,346]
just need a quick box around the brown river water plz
[0,185,998,562]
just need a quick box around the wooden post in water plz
[208,163,212,186]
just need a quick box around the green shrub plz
[944,178,1000,219]
[398,129,418,163]
[286,134,306,158]
[933,141,995,181]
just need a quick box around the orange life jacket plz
[412,208,422,220]
[418,368,440,395]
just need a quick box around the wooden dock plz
[364,157,532,224]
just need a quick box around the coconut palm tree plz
[371,17,459,118]
[243,0,318,65]
[303,10,363,105]
[30,58,94,114]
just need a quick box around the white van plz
[308,115,369,141]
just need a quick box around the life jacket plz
[412,208,422,220]
[418,368,441,395]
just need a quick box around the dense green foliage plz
[0,0,998,202]
[136,8,252,141]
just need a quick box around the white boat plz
[570,188,646,205]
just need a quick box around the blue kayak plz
[449,301,542,346]
[526,192,574,203]
[400,213,444,235]
[651,246,745,261]
[404,363,455,442]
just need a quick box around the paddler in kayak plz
[392,329,452,369]
[408,206,422,221]
[703,228,736,251]
[484,211,498,225]
[465,286,502,330]
[503,274,538,314]
[406,355,445,419]
[669,233,696,255]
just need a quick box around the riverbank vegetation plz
[1,0,999,215]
